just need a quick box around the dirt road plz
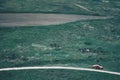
[0,66,120,75]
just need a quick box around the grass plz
[0,69,120,80]
[0,18,120,72]
[0,0,120,16]
[0,0,120,80]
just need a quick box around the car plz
[92,64,103,69]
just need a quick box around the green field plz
[0,0,120,80]
[0,0,120,16]
[0,69,120,80]
[0,19,120,71]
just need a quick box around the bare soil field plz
[0,13,111,26]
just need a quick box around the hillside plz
[0,0,120,80]
[0,0,120,16]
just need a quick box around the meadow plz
[0,18,120,72]
[0,0,120,16]
[0,0,120,80]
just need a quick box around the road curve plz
[0,66,120,75]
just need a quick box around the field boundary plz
[0,66,120,75]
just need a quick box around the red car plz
[92,65,103,69]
